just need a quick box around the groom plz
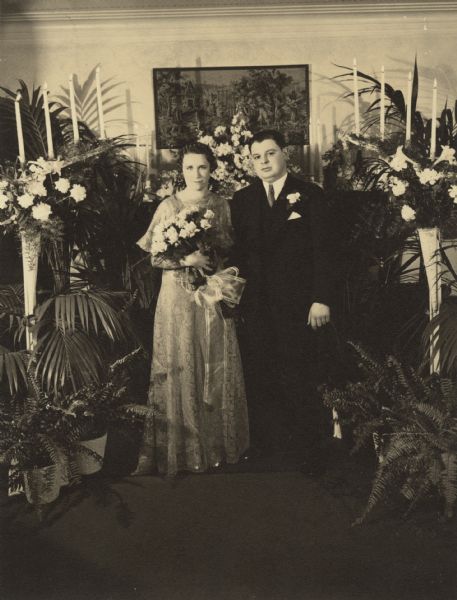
[230,129,334,466]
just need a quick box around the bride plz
[134,142,249,476]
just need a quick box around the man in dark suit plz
[230,129,333,465]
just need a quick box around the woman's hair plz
[179,142,218,173]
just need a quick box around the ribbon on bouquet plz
[194,266,246,313]
[191,267,246,407]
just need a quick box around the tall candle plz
[134,124,140,162]
[353,58,360,136]
[316,118,323,182]
[95,66,106,139]
[405,71,412,143]
[14,93,26,165]
[145,127,151,189]
[380,66,385,140]
[42,82,55,159]
[68,74,79,143]
[430,78,437,159]
[308,118,314,180]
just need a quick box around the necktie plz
[267,184,275,207]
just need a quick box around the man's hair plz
[179,142,217,172]
[249,129,286,151]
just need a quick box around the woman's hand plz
[181,250,212,270]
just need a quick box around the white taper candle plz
[430,78,437,159]
[95,66,106,139]
[380,66,385,141]
[14,93,26,165]
[353,58,360,136]
[405,71,412,143]
[42,82,55,160]
[68,74,80,143]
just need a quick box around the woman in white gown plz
[134,143,249,476]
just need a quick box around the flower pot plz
[75,432,108,475]
[22,464,60,505]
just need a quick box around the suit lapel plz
[269,174,298,240]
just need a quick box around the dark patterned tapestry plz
[153,65,310,149]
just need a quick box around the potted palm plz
[63,347,149,475]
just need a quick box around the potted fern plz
[322,343,457,522]
[62,347,149,475]
[0,373,82,506]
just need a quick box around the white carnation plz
[389,177,408,197]
[401,205,416,222]
[27,180,47,197]
[70,184,87,202]
[32,202,52,221]
[54,178,71,194]
[17,193,34,209]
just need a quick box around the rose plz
[401,205,416,222]
[54,178,71,194]
[32,202,52,221]
[70,184,87,202]
[17,193,34,209]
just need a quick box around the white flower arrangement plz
[0,157,87,239]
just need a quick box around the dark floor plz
[1,443,455,600]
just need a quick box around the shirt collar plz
[263,172,288,200]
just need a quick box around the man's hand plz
[307,302,330,330]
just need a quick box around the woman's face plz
[182,153,211,192]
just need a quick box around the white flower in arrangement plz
[27,180,47,197]
[388,146,411,172]
[214,126,226,137]
[389,177,408,197]
[417,168,441,185]
[199,135,216,147]
[54,177,71,194]
[0,180,8,190]
[231,133,241,147]
[17,193,35,209]
[434,145,456,166]
[401,205,416,222]
[32,202,52,221]
[151,238,167,254]
[0,194,9,209]
[287,192,301,204]
[241,145,250,157]
[164,226,179,244]
[204,209,215,219]
[200,218,211,230]
[70,184,87,202]
[449,185,457,201]
[241,130,253,139]
[214,143,233,157]
[180,221,198,238]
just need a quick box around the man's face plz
[250,139,287,183]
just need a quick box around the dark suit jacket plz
[230,173,334,322]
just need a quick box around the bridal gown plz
[136,191,249,476]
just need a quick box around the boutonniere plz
[286,192,303,210]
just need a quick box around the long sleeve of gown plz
[136,198,182,270]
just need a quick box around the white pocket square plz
[288,211,302,220]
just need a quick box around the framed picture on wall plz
[153,64,310,149]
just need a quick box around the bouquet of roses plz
[151,205,216,263]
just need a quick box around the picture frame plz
[153,64,310,149]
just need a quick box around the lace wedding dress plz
[135,191,249,476]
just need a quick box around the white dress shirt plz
[262,173,288,202]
